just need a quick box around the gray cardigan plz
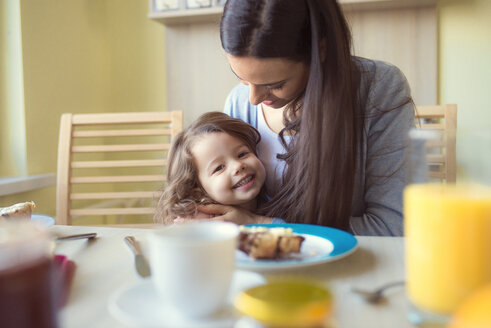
[224,58,414,236]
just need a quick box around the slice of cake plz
[0,201,36,219]
[238,226,305,260]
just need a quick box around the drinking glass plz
[404,128,491,323]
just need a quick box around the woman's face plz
[191,132,266,210]
[227,55,309,109]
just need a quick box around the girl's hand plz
[173,204,272,225]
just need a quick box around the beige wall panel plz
[346,6,437,105]
[165,23,237,127]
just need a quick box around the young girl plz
[154,112,268,224]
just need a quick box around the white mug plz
[147,221,239,318]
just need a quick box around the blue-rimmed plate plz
[236,223,358,270]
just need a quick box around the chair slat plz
[56,114,74,225]
[71,159,166,168]
[71,175,166,183]
[171,111,183,138]
[444,104,458,183]
[72,144,170,152]
[429,172,446,179]
[71,191,162,200]
[415,107,445,117]
[70,208,155,216]
[427,155,445,164]
[426,140,445,148]
[71,112,174,125]
[416,104,457,183]
[419,123,444,130]
[73,129,172,137]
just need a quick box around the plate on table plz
[31,214,55,227]
[236,223,358,270]
[108,270,265,328]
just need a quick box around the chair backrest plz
[56,111,183,225]
[415,104,457,183]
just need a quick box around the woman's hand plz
[173,204,272,225]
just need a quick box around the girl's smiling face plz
[227,55,310,109]
[191,132,266,210]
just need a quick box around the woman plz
[179,0,414,236]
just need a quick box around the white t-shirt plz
[256,104,291,197]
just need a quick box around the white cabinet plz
[148,0,438,26]
[148,0,224,25]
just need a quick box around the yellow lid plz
[234,278,332,327]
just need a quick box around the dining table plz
[51,224,414,328]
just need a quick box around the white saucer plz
[108,270,266,328]
[31,214,55,227]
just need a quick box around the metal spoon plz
[351,281,405,303]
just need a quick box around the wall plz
[165,24,236,127]
[347,6,437,106]
[0,0,27,177]
[106,0,166,112]
[0,0,166,218]
[20,0,109,176]
[438,0,491,179]
[439,0,491,129]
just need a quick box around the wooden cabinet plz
[148,0,438,26]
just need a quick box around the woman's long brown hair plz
[221,0,361,231]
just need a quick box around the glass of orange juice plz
[404,128,491,322]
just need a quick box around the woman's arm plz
[349,61,414,236]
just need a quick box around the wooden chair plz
[415,104,457,183]
[56,111,183,226]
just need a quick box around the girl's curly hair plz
[154,111,262,224]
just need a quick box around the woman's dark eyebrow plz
[229,66,287,87]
